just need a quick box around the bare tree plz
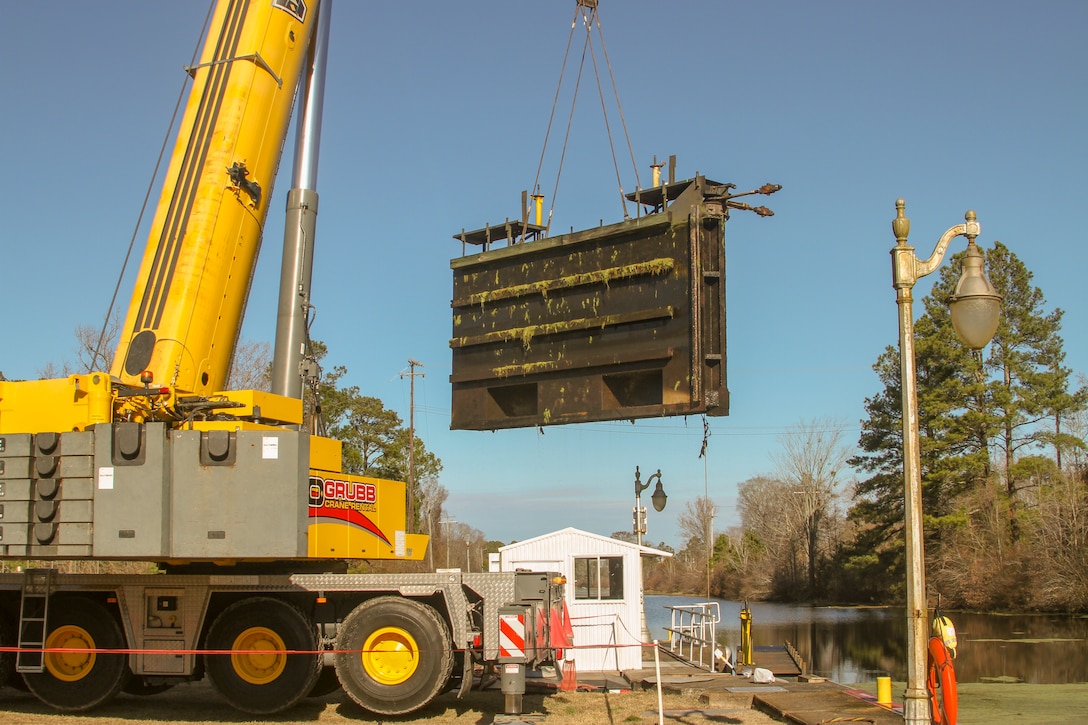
[448,522,487,573]
[1032,467,1088,608]
[36,360,71,380]
[226,338,273,390]
[737,475,799,597]
[677,496,716,551]
[417,475,448,571]
[34,313,121,379]
[75,313,122,372]
[718,524,771,601]
[676,496,717,596]
[770,419,850,597]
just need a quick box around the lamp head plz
[650,472,667,512]
[949,240,1002,349]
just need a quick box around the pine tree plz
[980,242,1084,537]
[843,241,1084,603]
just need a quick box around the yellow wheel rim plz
[44,625,96,682]
[362,626,419,685]
[230,627,287,685]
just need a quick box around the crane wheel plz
[335,596,454,716]
[0,615,15,688]
[204,597,321,714]
[23,597,130,712]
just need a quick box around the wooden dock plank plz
[748,645,802,677]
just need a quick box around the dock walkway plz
[569,644,903,725]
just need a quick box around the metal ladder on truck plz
[16,568,56,673]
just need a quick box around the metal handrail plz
[662,602,720,671]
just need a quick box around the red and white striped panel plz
[499,613,526,659]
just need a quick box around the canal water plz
[644,594,1088,685]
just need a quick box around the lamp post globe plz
[949,241,1001,349]
[651,478,667,512]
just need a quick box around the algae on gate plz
[449,174,748,431]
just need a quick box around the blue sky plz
[3,1,1085,549]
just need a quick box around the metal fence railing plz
[662,601,720,671]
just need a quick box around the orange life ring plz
[927,635,958,725]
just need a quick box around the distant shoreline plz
[644,593,1088,617]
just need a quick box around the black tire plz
[0,614,15,688]
[335,596,454,716]
[306,665,342,697]
[204,597,321,714]
[22,597,130,711]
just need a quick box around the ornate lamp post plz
[891,198,1001,724]
[633,466,667,546]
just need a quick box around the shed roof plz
[500,527,673,559]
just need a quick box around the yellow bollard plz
[532,194,544,226]
[876,676,892,706]
[739,603,753,667]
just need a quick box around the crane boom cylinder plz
[272,187,320,401]
[290,0,331,192]
[272,0,332,400]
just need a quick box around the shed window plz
[574,556,624,600]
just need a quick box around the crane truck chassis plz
[0,0,569,716]
[0,564,566,715]
[0,425,568,716]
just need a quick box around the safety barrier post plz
[652,640,664,725]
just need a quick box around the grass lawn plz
[855,680,1088,725]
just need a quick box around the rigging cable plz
[582,3,632,219]
[591,7,642,197]
[92,0,216,372]
[527,4,580,221]
[546,15,591,234]
[531,1,642,234]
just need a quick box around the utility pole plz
[400,358,424,533]
[440,515,458,569]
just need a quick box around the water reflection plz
[644,595,1088,684]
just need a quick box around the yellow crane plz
[0,1,566,716]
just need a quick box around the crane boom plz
[112,0,318,397]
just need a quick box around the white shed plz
[498,528,672,672]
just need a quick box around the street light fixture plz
[633,466,666,546]
[890,198,1001,725]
